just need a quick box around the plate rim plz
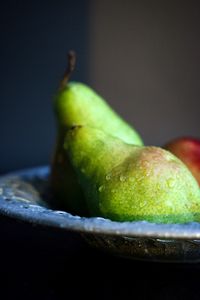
[1,165,200,239]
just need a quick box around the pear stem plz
[59,50,76,90]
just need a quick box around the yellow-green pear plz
[50,51,143,215]
[64,125,200,223]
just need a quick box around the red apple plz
[163,137,200,186]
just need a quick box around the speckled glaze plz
[1,166,200,262]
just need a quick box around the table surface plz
[1,214,200,300]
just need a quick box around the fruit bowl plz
[1,165,200,263]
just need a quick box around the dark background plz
[1,215,200,300]
[89,0,200,146]
[0,0,200,174]
[0,1,200,299]
[0,0,89,174]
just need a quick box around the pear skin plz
[55,81,143,145]
[50,129,87,215]
[65,126,200,223]
[50,51,143,215]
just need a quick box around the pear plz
[164,137,200,186]
[50,51,143,215]
[64,125,200,223]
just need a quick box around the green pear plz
[64,125,200,223]
[50,51,143,215]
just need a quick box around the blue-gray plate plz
[1,165,200,263]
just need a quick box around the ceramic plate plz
[1,166,200,262]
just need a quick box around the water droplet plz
[146,172,150,177]
[139,201,147,208]
[106,174,111,181]
[98,185,104,192]
[120,175,126,182]
[81,168,86,174]
[167,178,174,188]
